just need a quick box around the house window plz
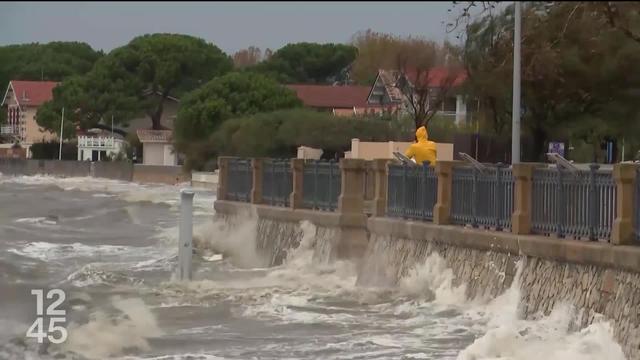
[443,97,457,113]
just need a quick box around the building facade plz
[1,80,58,156]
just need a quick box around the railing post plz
[612,163,638,245]
[472,167,479,228]
[371,159,390,217]
[402,163,408,219]
[338,158,366,215]
[313,160,319,210]
[434,161,459,225]
[216,157,230,201]
[289,159,304,209]
[588,164,600,241]
[328,159,335,211]
[495,163,504,231]
[512,163,537,235]
[422,162,429,220]
[251,158,263,204]
[556,167,566,238]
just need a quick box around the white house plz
[77,131,126,161]
[136,129,177,166]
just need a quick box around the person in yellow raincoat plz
[405,126,437,166]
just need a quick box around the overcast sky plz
[0,2,465,54]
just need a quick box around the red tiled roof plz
[9,80,59,106]
[136,129,173,143]
[286,84,375,109]
[402,67,467,88]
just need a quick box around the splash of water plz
[62,297,164,359]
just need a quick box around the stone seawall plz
[0,159,191,185]
[213,200,640,358]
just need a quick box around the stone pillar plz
[250,158,263,204]
[371,159,390,217]
[216,157,230,201]
[612,163,638,245]
[289,158,304,209]
[433,161,459,225]
[338,158,366,215]
[511,163,539,235]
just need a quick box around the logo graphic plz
[26,289,68,344]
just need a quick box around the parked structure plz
[136,129,177,166]
[1,80,58,157]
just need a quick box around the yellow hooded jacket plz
[405,126,437,166]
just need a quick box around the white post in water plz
[178,188,195,281]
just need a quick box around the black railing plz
[226,158,253,203]
[262,159,292,207]
[637,168,640,242]
[387,163,438,221]
[531,165,616,241]
[302,160,341,211]
[451,165,514,230]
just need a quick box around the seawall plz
[213,199,640,358]
[0,159,191,185]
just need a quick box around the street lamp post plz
[512,1,522,164]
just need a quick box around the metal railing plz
[302,160,341,211]
[387,163,438,221]
[635,168,640,241]
[451,164,514,230]
[78,136,117,148]
[226,158,253,203]
[531,165,616,241]
[262,159,292,207]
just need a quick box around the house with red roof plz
[1,80,58,155]
[286,84,398,117]
[367,67,472,124]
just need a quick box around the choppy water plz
[0,174,628,360]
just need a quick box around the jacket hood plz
[416,126,428,142]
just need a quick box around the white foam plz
[8,241,132,261]
[62,297,164,359]
[457,260,627,360]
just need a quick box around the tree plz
[350,29,404,85]
[233,46,263,69]
[37,34,233,133]
[212,109,400,158]
[253,42,358,84]
[461,2,640,161]
[173,72,302,169]
[395,38,462,130]
[0,41,102,127]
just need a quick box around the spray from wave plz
[62,296,163,359]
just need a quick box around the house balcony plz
[78,135,118,149]
[1,125,18,135]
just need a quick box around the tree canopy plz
[37,33,233,133]
[0,41,102,125]
[462,2,640,161]
[252,42,358,84]
[212,108,402,159]
[173,71,302,169]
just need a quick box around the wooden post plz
[216,157,230,201]
[433,161,460,225]
[511,163,539,235]
[289,159,304,209]
[371,159,390,217]
[612,163,638,245]
[338,158,366,215]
